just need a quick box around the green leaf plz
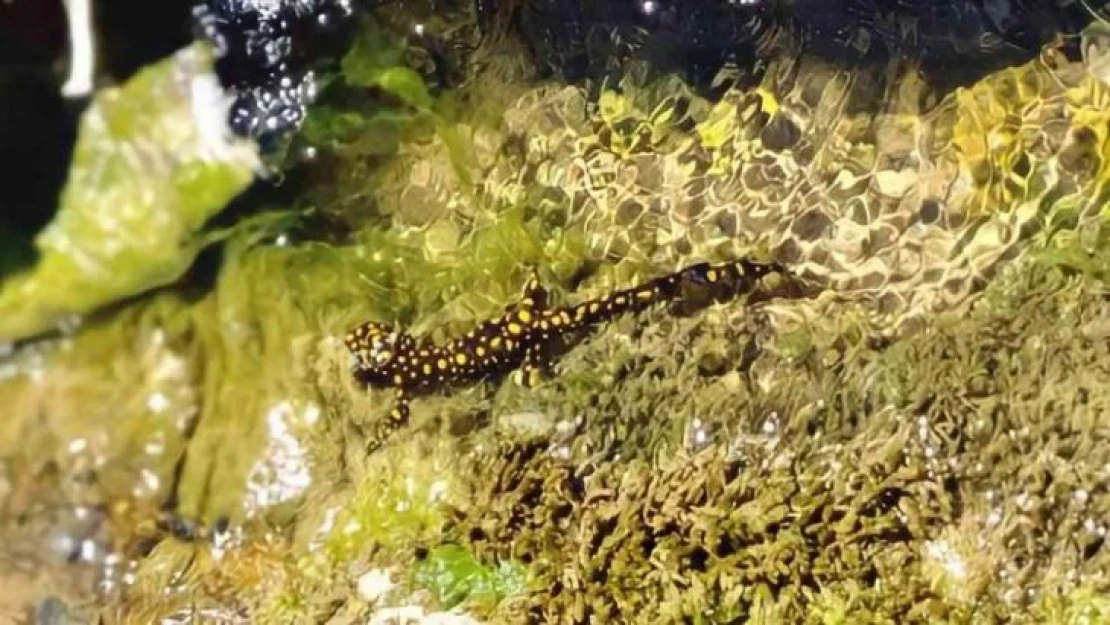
[340,22,404,88]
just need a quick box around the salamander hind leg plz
[681,262,716,285]
[684,259,786,290]
[517,343,550,388]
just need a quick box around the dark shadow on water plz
[478,0,1105,101]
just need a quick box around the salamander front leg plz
[519,266,549,309]
[366,389,411,453]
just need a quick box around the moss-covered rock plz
[0,42,259,343]
[442,254,1110,623]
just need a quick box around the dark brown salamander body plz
[345,259,786,451]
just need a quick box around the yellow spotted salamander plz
[345,259,786,451]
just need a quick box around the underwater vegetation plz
[1,1,1110,623]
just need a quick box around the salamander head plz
[344,321,404,384]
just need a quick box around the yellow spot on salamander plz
[491,336,503,349]
[455,352,468,365]
[437,358,449,370]
[615,295,627,305]
[518,309,533,323]
[706,269,718,282]
[588,302,601,314]
[507,322,523,335]
[423,363,433,375]
[393,374,403,385]
[636,289,654,300]
[475,346,487,357]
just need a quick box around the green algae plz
[302,19,427,158]
[167,234,396,524]
[308,444,451,560]
[301,13,475,195]
[0,194,587,534]
[0,42,259,343]
[415,544,529,611]
[1037,587,1110,625]
[73,179,1110,620]
[341,21,433,111]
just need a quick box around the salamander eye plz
[369,335,396,365]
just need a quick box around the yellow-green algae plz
[0,41,259,343]
[2,11,1110,625]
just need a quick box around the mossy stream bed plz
[1,6,1110,624]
